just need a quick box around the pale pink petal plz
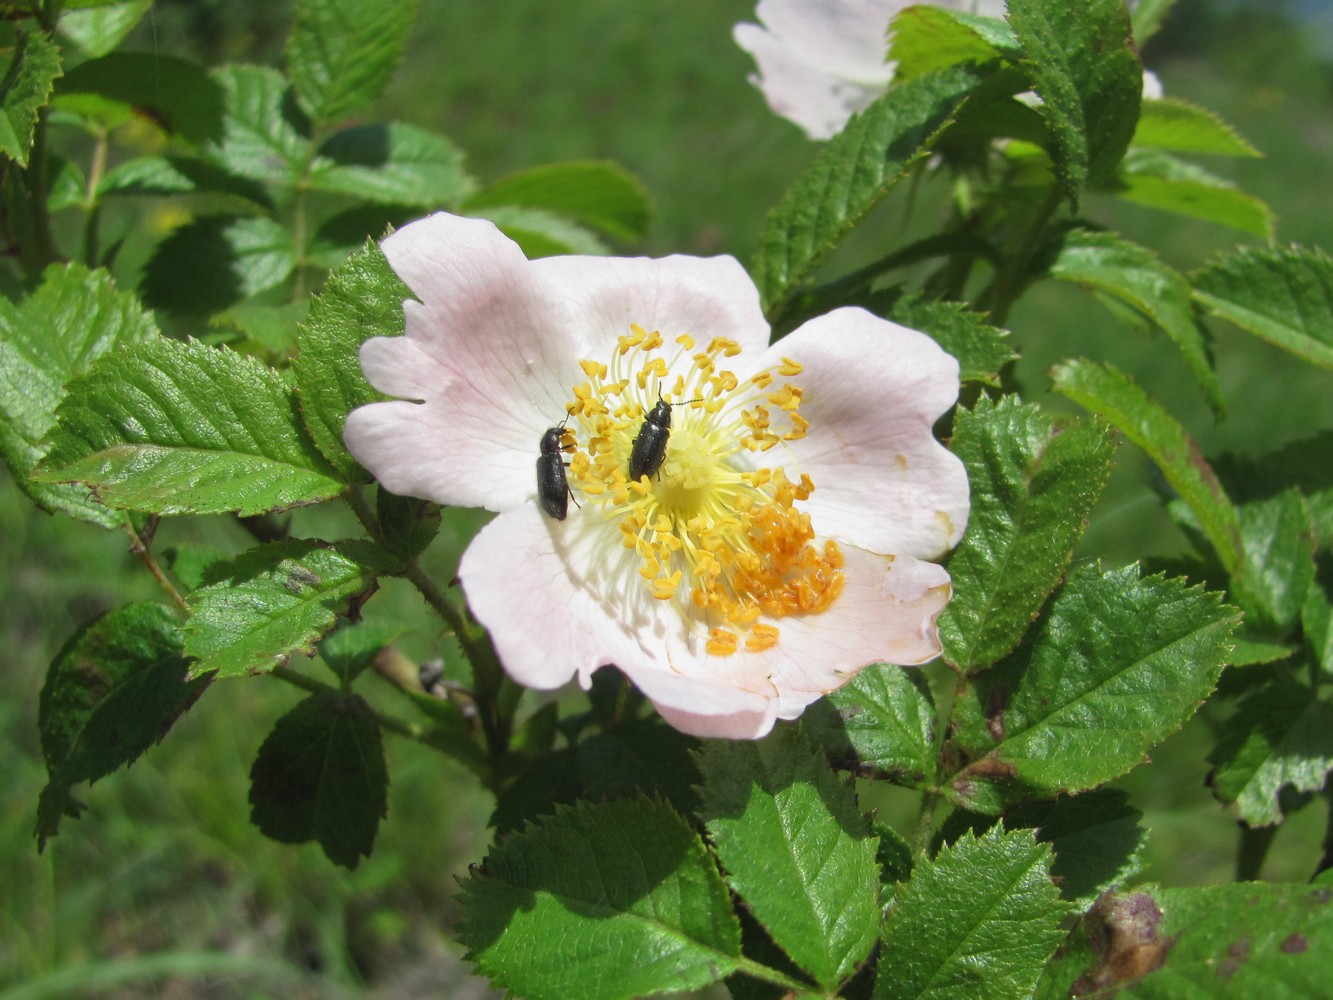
[530,253,771,359]
[768,307,969,559]
[748,0,900,80]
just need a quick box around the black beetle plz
[536,419,576,520]
[628,396,702,482]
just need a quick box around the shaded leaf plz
[140,215,296,315]
[97,155,272,208]
[466,160,651,242]
[947,564,1239,813]
[1052,359,1245,577]
[286,0,418,124]
[877,826,1068,1000]
[55,52,222,143]
[697,728,880,989]
[184,539,389,679]
[249,691,388,869]
[1046,227,1223,413]
[1193,244,1333,371]
[36,337,343,514]
[1208,675,1333,827]
[36,603,208,848]
[293,239,407,481]
[309,121,476,206]
[459,798,741,1000]
[0,262,157,527]
[940,396,1115,671]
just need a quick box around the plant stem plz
[123,514,190,614]
[81,126,109,268]
[982,184,1062,326]
[732,956,812,995]
[1235,821,1277,882]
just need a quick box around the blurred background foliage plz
[3,0,1332,996]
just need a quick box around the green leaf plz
[1131,97,1260,157]
[875,292,1016,386]
[1208,676,1333,827]
[754,63,987,314]
[697,728,880,989]
[1052,359,1245,577]
[308,121,476,207]
[1008,0,1141,203]
[1041,883,1333,997]
[1046,227,1223,414]
[877,826,1068,1000]
[248,691,388,869]
[466,160,651,243]
[0,262,158,527]
[294,238,408,481]
[205,65,311,187]
[211,300,309,358]
[36,602,209,849]
[1234,490,1317,633]
[1004,789,1147,908]
[804,664,936,787]
[375,486,440,560]
[36,337,343,514]
[55,52,222,143]
[57,0,152,58]
[140,215,296,315]
[318,621,397,683]
[470,204,609,257]
[939,396,1115,672]
[947,565,1239,813]
[459,797,741,1000]
[1113,148,1274,238]
[1130,0,1175,43]
[491,718,700,834]
[889,5,1019,84]
[97,155,272,208]
[1193,244,1333,371]
[1305,568,1333,677]
[183,539,388,679]
[286,0,417,124]
[1,28,61,166]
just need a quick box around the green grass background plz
[4,1,1332,995]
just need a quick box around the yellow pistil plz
[560,324,844,656]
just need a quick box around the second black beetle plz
[537,419,576,520]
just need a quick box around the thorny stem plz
[916,663,963,858]
[982,184,1063,327]
[1235,821,1277,882]
[123,513,189,615]
[81,125,108,268]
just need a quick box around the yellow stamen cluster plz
[560,324,843,656]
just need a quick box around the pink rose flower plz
[344,212,969,738]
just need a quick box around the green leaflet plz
[0,28,61,166]
[940,396,1115,672]
[1046,227,1224,414]
[877,827,1069,1000]
[466,160,652,243]
[36,337,343,515]
[36,602,209,849]
[876,293,1016,387]
[1114,148,1274,238]
[888,5,1019,84]
[57,0,153,58]
[1131,97,1260,157]
[0,263,158,527]
[1008,0,1141,204]
[183,539,391,679]
[249,691,388,869]
[754,63,987,314]
[1052,358,1245,577]
[805,664,937,788]
[946,564,1239,814]
[286,0,418,124]
[697,728,880,990]
[293,238,407,481]
[205,64,311,187]
[459,797,742,1000]
[1193,244,1333,371]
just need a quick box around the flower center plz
[560,324,844,656]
